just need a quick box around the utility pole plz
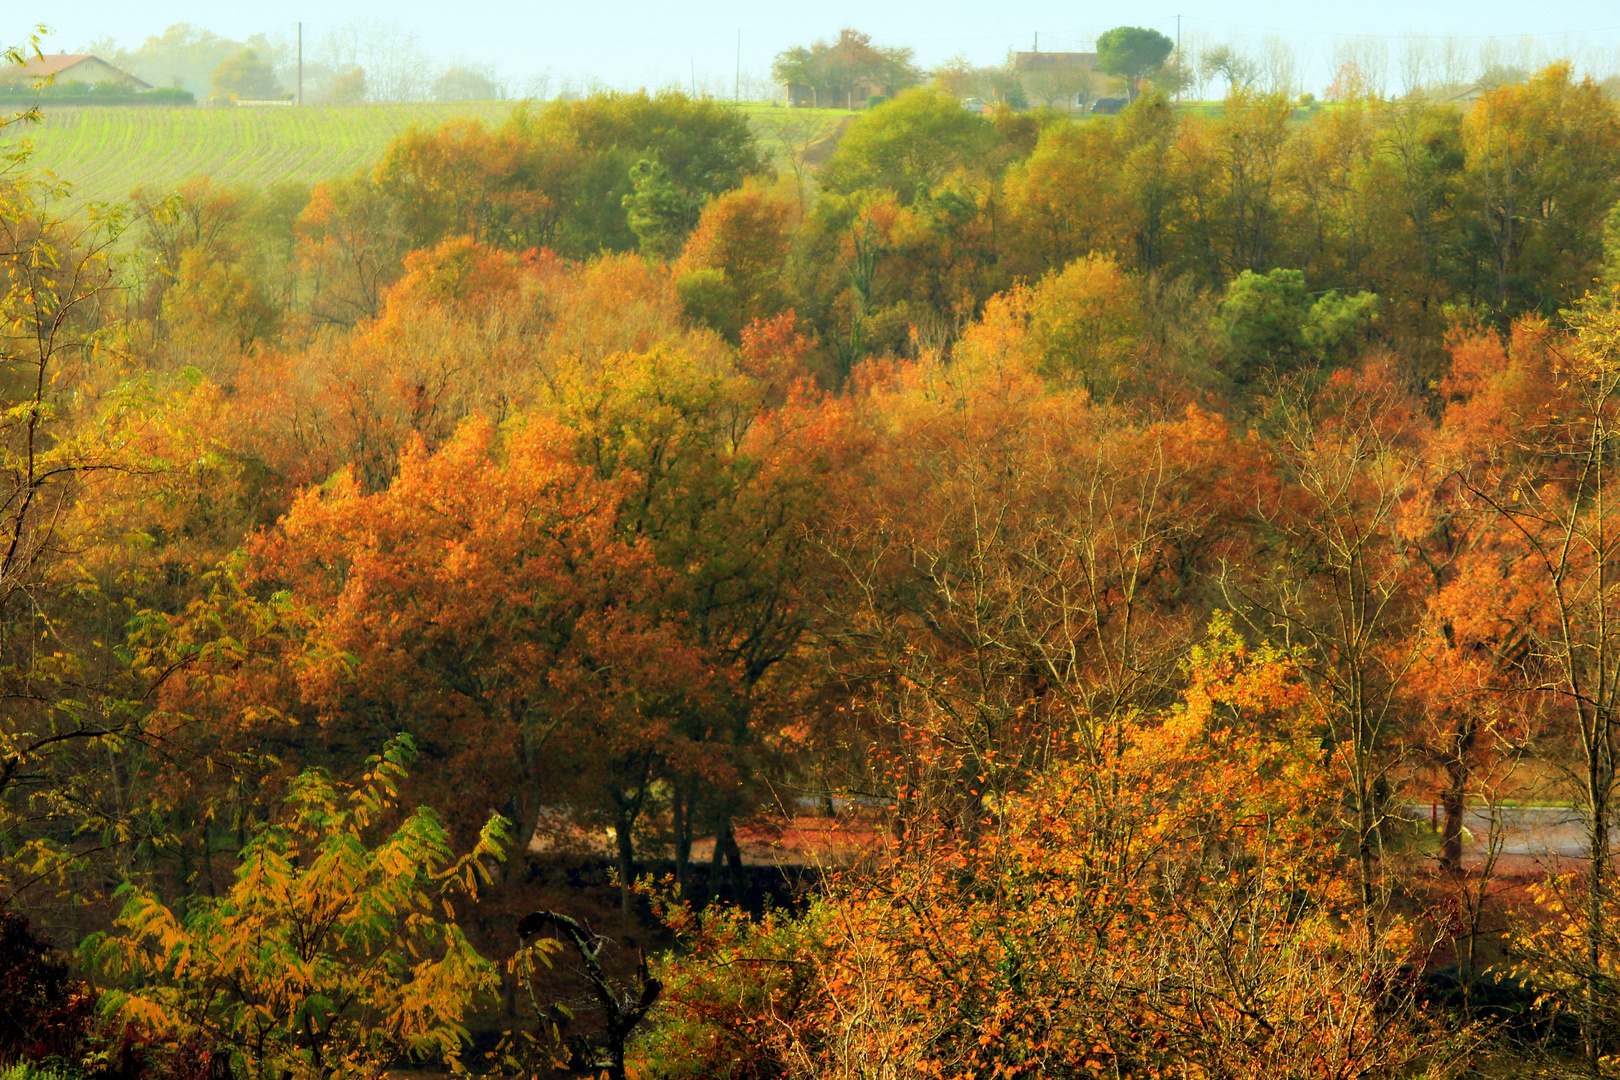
[1034,31,1039,52]
[690,58,696,98]
[297,22,303,105]
[735,30,741,102]
[1175,15,1181,105]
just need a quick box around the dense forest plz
[6,43,1620,1080]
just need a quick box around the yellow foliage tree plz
[86,736,527,1080]
[951,254,1143,395]
[1027,253,1143,392]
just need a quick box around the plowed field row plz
[3,102,855,212]
[7,102,518,207]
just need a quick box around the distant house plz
[1437,84,1488,110]
[1012,51,1122,112]
[786,78,887,109]
[776,29,920,109]
[2,54,151,90]
[1012,51,1098,74]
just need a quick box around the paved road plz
[1403,804,1616,871]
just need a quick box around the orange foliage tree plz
[809,347,1271,833]
[1223,361,1432,927]
[536,336,833,896]
[296,171,407,326]
[646,622,1476,1079]
[155,417,720,911]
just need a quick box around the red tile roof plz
[6,54,149,88]
[15,53,93,78]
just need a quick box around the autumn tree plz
[1226,362,1430,930]
[1024,254,1144,394]
[793,188,915,369]
[647,623,1475,1079]
[1178,89,1298,280]
[155,417,718,911]
[0,161,187,897]
[325,67,365,104]
[1460,63,1620,316]
[538,341,829,898]
[1412,318,1579,875]
[1001,119,1129,278]
[555,91,764,255]
[296,170,407,326]
[673,180,794,341]
[1287,96,1389,290]
[771,30,921,109]
[129,176,296,357]
[374,114,582,252]
[818,88,1000,203]
[1115,92,1187,276]
[88,737,517,1080]
[131,176,249,309]
[376,92,762,258]
[810,344,1271,836]
[431,62,501,102]
[1470,300,1620,1068]
[208,47,280,102]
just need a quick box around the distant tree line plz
[87,22,510,105]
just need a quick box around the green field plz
[5,102,520,208]
[2,101,858,211]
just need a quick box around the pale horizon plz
[8,1,1620,101]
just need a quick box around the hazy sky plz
[8,1,1620,96]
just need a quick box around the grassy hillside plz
[3,101,857,210]
[6,102,519,207]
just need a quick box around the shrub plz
[86,737,511,1080]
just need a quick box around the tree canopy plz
[1096,26,1175,100]
[209,46,280,102]
[772,28,922,108]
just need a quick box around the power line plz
[1164,15,1620,41]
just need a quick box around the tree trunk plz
[615,809,637,913]
[708,814,745,905]
[1441,716,1476,873]
[501,783,539,1018]
[723,823,746,910]
[1585,738,1612,1074]
[706,816,725,906]
[504,785,535,890]
[1441,786,1467,873]
[672,784,691,895]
